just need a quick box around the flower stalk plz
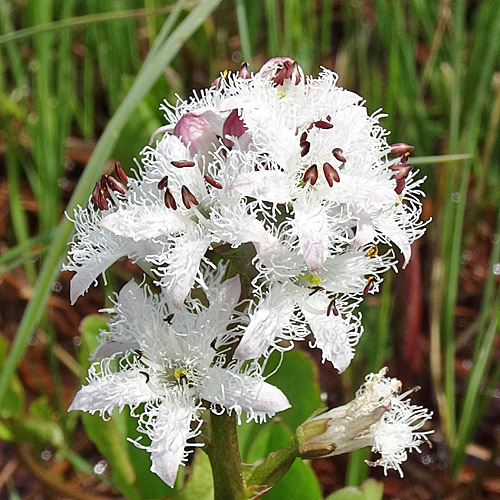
[206,412,246,500]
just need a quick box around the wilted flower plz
[69,272,289,486]
[296,368,433,476]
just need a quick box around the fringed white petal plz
[100,203,186,241]
[201,366,290,421]
[230,170,291,203]
[68,363,154,416]
[292,200,330,272]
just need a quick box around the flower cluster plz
[67,57,430,485]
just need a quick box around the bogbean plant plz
[66,58,433,499]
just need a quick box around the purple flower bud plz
[222,109,248,148]
[174,113,218,157]
[258,57,304,89]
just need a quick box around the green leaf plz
[246,420,291,463]
[0,337,24,417]
[170,450,214,500]
[77,315,143,500]
[264,459,321,500]
[325,479,384,500]
[238,350,322,461]
[82,411,142,500]
[243,420,321,500]
[29,396,53,419]
[79,314,108,356]
[0,415,64,447]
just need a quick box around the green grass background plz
[0,0,499,498]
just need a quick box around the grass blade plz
[0,0,223,408]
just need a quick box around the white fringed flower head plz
[65,57,427,316]
[296,368,433,476]
[69,272,290,487]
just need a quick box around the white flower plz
[69,273,290,487]
[65,58,426,312]
[297,368,433,476]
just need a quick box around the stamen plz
[327,296,339,316]
[91,181,102,205]
[300,131,308,143]
[301,141,310,157]
[390,164,412,180]
[157,175,169,190]
[323,162,340,186]
[332,148,346,163]
[174,368,189,383]
[363,276,376,295]
[303,164,318,185]
[313,120,333,129]
[97,192,109,210]
[204,175,223,189]
[239,62,251,79]
[395,178,405,195]
[134,349,145,359]
[390,142,414,155]
[365,244,379,257]
[105,175,127,194]
[171,160,196,168]
[139,371,150,383]
[114,161,127,183]
[164,189,177,210]
[181,185,199,209]
[165,313,174,325]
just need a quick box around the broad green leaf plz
[77,315,142,500]
[265,350,322,432]
[82,411,141,500]
[170,450,214,500]
[243,420,321,500]
[238,350,322,461]
[325,479,384,500]
[263,459,321,500]
[246,420,291,463]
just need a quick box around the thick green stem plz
[206,412,246,500]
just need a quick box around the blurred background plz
[0,0,499,498]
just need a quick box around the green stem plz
[206,412,246,500]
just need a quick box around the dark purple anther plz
[181,185,199,209]
[164,189,177,210]
[114,161,127,183]
[390,164,412,180]
[363,276,375,295]
[204,175,223,189]
[222,109,247,148]
[327,297,339,317]
[106,175,127,194]
[323,162,340,187]
[158,175,169,190]
[303,164,319,185]
[395,178,405,195]
[390,143,415,155]
[171,160,196,168]
[301,141,310,157]
[332,148,346,163]
[314,120,333,129]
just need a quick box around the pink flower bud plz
[222,109,247,148]
[174,113,218,157]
